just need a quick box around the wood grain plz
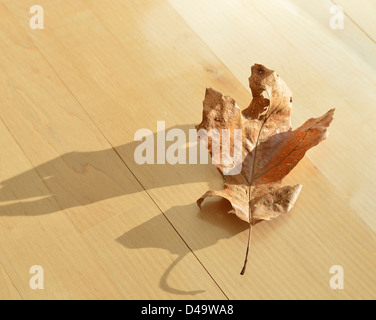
[169,0,376,235]
[334,0,376,41]
[0,0,224,299]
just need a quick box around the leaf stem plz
[240,223,253,275]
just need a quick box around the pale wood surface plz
[0,0,375,299]
[335,0,376,41]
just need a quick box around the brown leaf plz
[196,64,334,273]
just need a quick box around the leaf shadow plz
[0,124,217,217]
[116,199,248,295]
[0,123,245,295]
[0,122,296,295]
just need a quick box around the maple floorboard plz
[0,118,123,299]
[0,0,224,299]
[335,0,376,41]
[168,0,376,233]
[0,263,21,299]
[0,0,375,299]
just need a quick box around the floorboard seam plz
[3,3,229,299]
[331,0,376,46]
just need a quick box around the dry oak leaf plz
[196,64,335,226]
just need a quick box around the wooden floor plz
[0,0,375,299]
